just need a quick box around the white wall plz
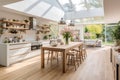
[0,10,28,20]
[0,10,53,43]
[104,0,120,23]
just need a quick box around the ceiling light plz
[68,20,75,26]
[58,18,66,25]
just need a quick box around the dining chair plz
[47,50,60,65]
[66,50,79,71]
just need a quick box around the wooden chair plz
[82,48,87,60]
[71,44,87,63]
[66,50,79,71]
[47,50,59,65]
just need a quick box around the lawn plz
[103,41,114,46]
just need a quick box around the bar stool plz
[82,48,87,60]
[71,48,83,64]
[66,50,79,71]
[47,50,59,65]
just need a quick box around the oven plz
[31,42,42,50]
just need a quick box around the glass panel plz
[58,0,103,11]
[74,17,104,24]
[58,0,69,5]
[86,0,103,9]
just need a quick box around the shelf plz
[2,27,29,30]
[0,20,29,25]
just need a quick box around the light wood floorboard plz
[0,46,114,80]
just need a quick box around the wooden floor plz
[0,46,114,80]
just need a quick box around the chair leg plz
[84,49,87,59]
[47,51,50,64]
[82,49,87,59]
[50,51,53,66]
[79,51,83,63]
[67,55,71,70]
[73,56,77,71]
[56,52,59,64]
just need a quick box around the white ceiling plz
[0,0,22,5]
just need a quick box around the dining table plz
[41,42,83,73]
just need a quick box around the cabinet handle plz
[10,46,31,50]
[9,52,30,58]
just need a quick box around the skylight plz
[58,0,69,5]
[4,0,64,21]
[58,0,103,12]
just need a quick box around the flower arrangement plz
[60,27,74,44]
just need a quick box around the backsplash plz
[0,30,36,43]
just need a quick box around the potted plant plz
[113,21,120,46]
[24,19,29,24]
[112,21,120,52]
[60,27,74,45]
[43,35,48,40]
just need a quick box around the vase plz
[65,36,69,45]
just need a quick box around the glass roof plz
[74,16,104,24]
[4,0,64,21]
[58,0,103,12]
[3,0,104,22]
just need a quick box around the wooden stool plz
[82,48,87,60]
[71,48,83,64]
[47,51,59,65]
[66,51,79,71]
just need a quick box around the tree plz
[85,24,103,39]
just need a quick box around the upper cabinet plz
[0,18,29,30]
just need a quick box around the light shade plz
[68,20,75,26]
[58,18,66,25]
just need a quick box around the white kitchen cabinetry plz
[0,43,32,66]
[111,48,120,80]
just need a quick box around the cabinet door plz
[9,53,29,64]
[9,47,31,64]
[9,47,31,57]
[24,50,40,59]
[9,43,31,50]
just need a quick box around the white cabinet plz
[0,43,31,66]
[111,48,120,80]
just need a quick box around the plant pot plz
[116,40,120,46]
[118,48,120,52]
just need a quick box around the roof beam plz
[55,0,65,12]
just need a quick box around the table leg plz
[63,51,67,73]
[41,48,44,68]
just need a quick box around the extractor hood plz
[29,17,37,30]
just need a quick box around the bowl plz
[51,43,57,47]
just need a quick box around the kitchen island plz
[0,42,38,66]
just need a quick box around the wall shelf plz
[0,19,29,30]
[2,27,29,30]
[37,24,51,34]
[0,20,29,25]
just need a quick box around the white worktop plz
[0,40,50,45]
[0,42,31,45]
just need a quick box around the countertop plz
[0,40,50,45]
[0,42,31,45]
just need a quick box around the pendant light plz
[58,18,66,25]
[68,20,75,26]
[68,11,75,26]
